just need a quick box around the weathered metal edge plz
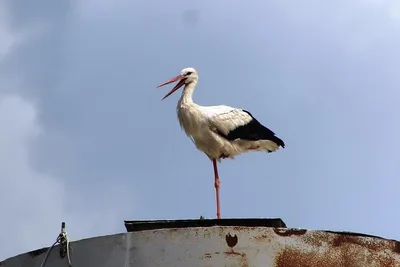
[3,218,400,265]
[123,218,399,243]
[124,218,287,232]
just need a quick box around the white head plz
[180,67,198,84]
[157,67,198,100]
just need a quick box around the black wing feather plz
[216,110,285,148]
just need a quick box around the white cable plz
[62,232,72,266]
[39,225,73,267]
[39,237,61,267]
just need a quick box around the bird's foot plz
[219,153,229,159]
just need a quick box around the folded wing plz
[204,105,285,148]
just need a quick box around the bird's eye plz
[186,72,192,76]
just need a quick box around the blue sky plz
[1,0,400,260]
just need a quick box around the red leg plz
[212,159,221,219]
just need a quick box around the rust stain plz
[232,226,249,232]
[241,253,249,267]
[274,228,307,237]
[332,235,365,247]
[199,252,212,259]
[275,247,331,267]
[275,246,397,267]
[225,233,238,248]
[275,231,399,267]
[253,233,271,243]
[302,231,328,247]
[331,234,393,253]
[203,230,212,239]
[301,231,394,253]
[224,251,249,267]
[225,251,242,256]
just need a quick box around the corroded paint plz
[1,221,400,267]
[225,233,238,248]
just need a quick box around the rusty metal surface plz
[2,221,400,267]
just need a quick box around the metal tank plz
[1,218,400,267]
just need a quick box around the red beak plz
[157,75,186,100]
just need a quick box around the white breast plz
[176,103,225,158]
[176,103,205,138]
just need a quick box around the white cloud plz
[0,86,135,262]
[0,93,137,261]
[0,4,68,259]
[0,2,63,259]
[0,3,57,259]
[0,2,49,62]
[388,2,400,19]
[363,0,400,19]
[0,95,67,259]
[0,4,134,260]
[0,94,132,261]
[0,3,18,60]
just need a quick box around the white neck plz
[178,81,197,105]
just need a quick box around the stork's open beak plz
[157,75,186,100]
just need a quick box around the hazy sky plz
[1,0,400,260]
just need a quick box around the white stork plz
[157,67,285,219]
